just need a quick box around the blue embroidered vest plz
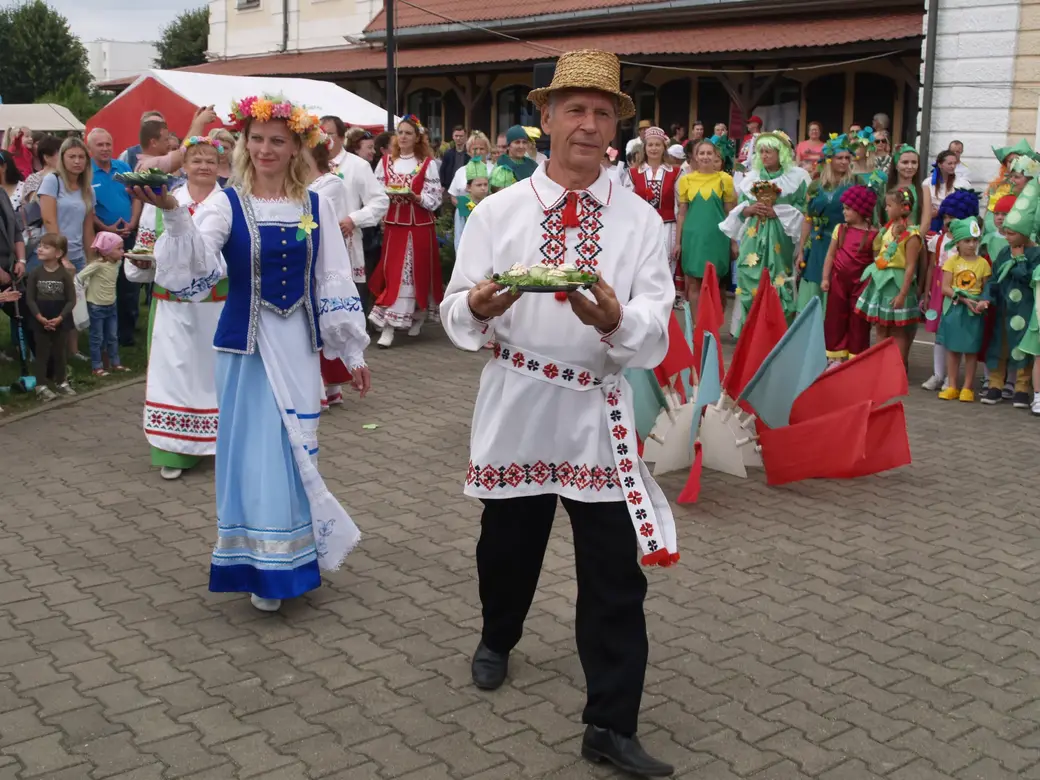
[214,188,323,354]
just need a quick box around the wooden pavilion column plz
[446,74,492,131]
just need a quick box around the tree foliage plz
[36,79,113,122]
[0,0,91,104]
[155,7,209,70]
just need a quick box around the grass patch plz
[0,295,149,415]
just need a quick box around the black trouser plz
[117,231,140,345]
[477,494,648,736]
[30,321,66,385]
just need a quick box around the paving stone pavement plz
[3,328,1040,779]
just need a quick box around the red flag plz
[723,268,787,407]
[829,402,912,478]
[759,401,870,485]
[693,264,725,383]
[789,338,908,424]
[654,312,697,391]
[677,441,704,504]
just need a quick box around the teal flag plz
[624,368,669,440]
[739,296,827,428]
[690,332,722,449]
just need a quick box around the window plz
[495,86,535,138]
[237,0,260,9]
[405,89,443,147]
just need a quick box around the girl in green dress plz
[720,132,812,334]
[675,139,737,315]
[797,134,855,312]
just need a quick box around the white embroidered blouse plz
[440,164,673,502]
[153,191,370,369]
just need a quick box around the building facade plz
[86,39,158,84]
[206,0,381,59]
[103,0,924,153]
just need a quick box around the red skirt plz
[369,220,442,311]
[320,352,352,385]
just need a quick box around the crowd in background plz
[0,103,1035,414]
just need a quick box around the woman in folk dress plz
[368,115,442,349]
[126,136,227,481]
[132,95,372,613]
[623,127,681,271]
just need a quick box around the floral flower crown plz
[848,127,876,152]
[400,113,426,135]
[230,95,325,148]
[182,135,225,156]
[819,133,849,163]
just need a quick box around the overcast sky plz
[48,0,206,43]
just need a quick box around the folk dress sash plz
[493,340,679,567]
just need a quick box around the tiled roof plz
[99,11,921,89]
[365,0,666,33]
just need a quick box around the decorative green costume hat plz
[1003,179,1037,237]
[944,217,982,250]
[489,165,517,190]
[1011,155,1040,178]
[465,158,490,182]
[993,139,1036,164]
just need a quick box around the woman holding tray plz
[368,114,442,349]
[130,95,371,613]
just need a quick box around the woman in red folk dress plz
[623,125,682,301]
[368,115,443,349]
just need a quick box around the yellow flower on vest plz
[296,214,318,241]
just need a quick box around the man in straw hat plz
[440,50,677,777]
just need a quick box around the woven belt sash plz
[494,342,679,567]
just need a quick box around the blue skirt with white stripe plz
[210,350,321,599]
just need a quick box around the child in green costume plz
[936,218,990,402]
[977,203,1040,408]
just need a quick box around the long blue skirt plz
[209,350,322,599]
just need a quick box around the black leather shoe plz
[471,641,508,690]
[581,725,674,777]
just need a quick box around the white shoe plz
[55,382,76,396]
[921,374,944,391]
[408,320,423,337]
[250,594,282,612]
[160,467,183,480]
[1032,396,1040,416]
[35,386,57,402]
[377,325,394,348]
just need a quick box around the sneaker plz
[250,594,282,612]
[921,374,945,391]
[160,467,183,480]
[70,352,89,363]
[981,387,1003,405]
[1013,391,1031,408]
[938,386,960,401]
[55,382,76,396]
[35,386,57,402]
[1002,383,1014,400]
[958,388,975,403]
[1032,396,1040,416]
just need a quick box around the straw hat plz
[528,50,635,119]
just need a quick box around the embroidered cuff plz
[347,358,367,371]
[467,299,491,334]
[597,305,624,346]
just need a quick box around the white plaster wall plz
[87,40,158,83]
[207,0,380,59]
[921,0,1020,186]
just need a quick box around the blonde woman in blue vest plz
[131,96,371,613]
